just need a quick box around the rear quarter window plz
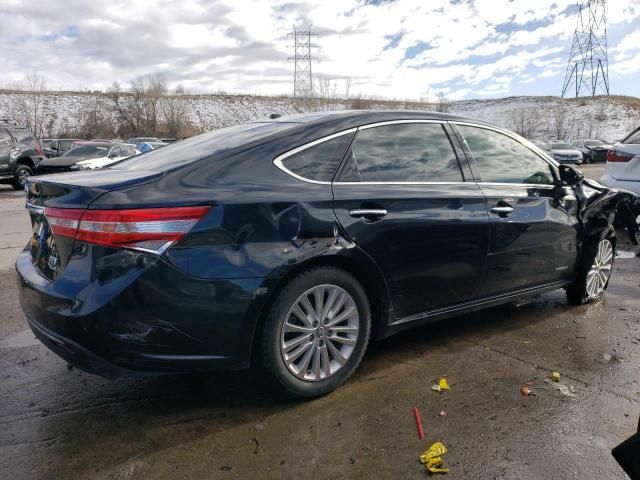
[278,133,354,182]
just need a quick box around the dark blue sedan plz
[16,111,639,397]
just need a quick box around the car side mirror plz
[559,164,584,187]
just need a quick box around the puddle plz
[615,250,636,259]
[0,329,39,349]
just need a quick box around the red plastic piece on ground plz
[412,405,424,440]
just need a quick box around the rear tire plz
[260,267,371,398]
[566,237,615,305]
[12,165,33,190]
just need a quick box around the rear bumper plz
[16,247,271,377]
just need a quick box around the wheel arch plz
[15,156,35,169]
[249,251,393,367]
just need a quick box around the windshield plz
[584,140,604,146]
[63,145,110,159]
[551,143,574,150]
[112,122,294,171]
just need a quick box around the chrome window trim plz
[357,119,444,130]
[476,182,556,189]
[272,128,357,185]
[333,181,468,186]
[272,119,558,187]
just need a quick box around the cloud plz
[0,0,639,99]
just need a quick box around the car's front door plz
[332,121,490,319]
[454,123,579,296]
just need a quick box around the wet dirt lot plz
[1,165,639,479]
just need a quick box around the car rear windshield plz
[552,143,573,150]
[623,127,640,144]
[64,145,110,159]
[112,122,294,171]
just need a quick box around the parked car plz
[530,139,548,150]
[0,120,45,189]
[601,126,640,195]
[17,111,639,398]
[41,138,83,158]
[126,136,160,145]
[36,142,138,174]
[137,141,169,153]
[571,139,611,163]
[547,142,583,164]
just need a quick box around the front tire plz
[566,237,614,305]
[12,165,33,190]
[260,267,371,398]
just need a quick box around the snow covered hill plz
[0,90,638,142]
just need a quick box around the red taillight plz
[607,149,634,163]
[45,206,210,253]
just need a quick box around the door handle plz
[490,206,514,215]
[349,208,388,219]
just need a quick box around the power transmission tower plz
[561,0,610,98]
[288,26,317,97]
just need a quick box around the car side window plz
[125,146,137,156]
[110,147,121,157]
[279,133,353,182]
[338,123,463,182]
[458,125,554,185]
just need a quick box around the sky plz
[1,0,639,100]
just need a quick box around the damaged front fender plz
[574,174,639,246]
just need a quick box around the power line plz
[287,26,318,98]
[561,0,610,98]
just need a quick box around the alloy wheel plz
[18,169,31,186]
[586,239,613,298]
[280,284,360,381]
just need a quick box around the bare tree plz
[510,107,543,139]
[107,82,138,135]
[435,91,450,113]
[344,77,352,100]
[5,72,50,137]
[141,73,168,134]
[161,85,191,138]
[552,105,570,140]
[315,76,339,110]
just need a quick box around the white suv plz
[601,126,640,195]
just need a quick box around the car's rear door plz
[332,121,489,319]
[453,123,579,296]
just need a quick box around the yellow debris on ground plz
[419,442,450,474]
[552,372,560,382]
[438,378,450,390]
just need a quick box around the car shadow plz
[25,289,572,478]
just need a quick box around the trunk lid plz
[25,169,163,280]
